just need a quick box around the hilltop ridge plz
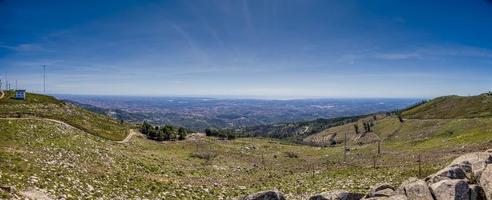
[403,92,492,119]
[0,91,129,141]
[303,93,492,148]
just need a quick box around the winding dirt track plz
[117,129,140,143]
[0,90,135,143]
[0,117,137,143]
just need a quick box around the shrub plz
[190,151,217,161]
[140,122,188,141]
[284,151,299,158]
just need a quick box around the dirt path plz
[0,117,134,143]
[0,90,4,100]
[19,188,53,200]
[117,129,140,143]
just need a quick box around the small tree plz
[178,127,187,140]
[140,121,152,135]
[354,124,360,134]
[397,113,404,123]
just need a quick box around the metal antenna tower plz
[43,65,46,94]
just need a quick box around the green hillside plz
[2,92,492,199]
[403,93,492,119]
[0,91,129,141]
[0,118,444,199]
[304,93,492,150]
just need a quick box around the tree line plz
[204,128,238,140]
[140,121,188,141]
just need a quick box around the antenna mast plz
[43,65,46,94]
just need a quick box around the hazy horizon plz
[54,93,426,101]
[1,1,492,98]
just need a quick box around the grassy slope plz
[0,119,446,199]
[3,92,492,199]
[305,93,492,148]
[403,93,492,119]
[0,91,128,141]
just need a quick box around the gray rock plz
[309,190,364,200]
[425,165,468,183]
[239,190,286,200]
[450,152,492,181]
[386,195,408,200]
[469,184,486,200]
[430,179,469,200]
[363,195,407,200]
[479,165,492,200]
[366,183,396,198]
[0,185,16,193]
[397,178,433,200]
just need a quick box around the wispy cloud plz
[373,52,421,60]
[339,44,492,64]
[0,43,47,52]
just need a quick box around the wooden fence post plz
[418,154,422,178]
[344,132,347,163]
[377,141,381,155]
[373,155,376,169]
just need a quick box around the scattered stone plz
[425,165,468,183]
[450,152,492,181]
[365,183,396,198]
[309,190,364,200]
[363,195,407,200]
[238,190,286,200]
[397,178,433,200]
[0,185,16,193]
[469,184,486,200]
[20,188,53,200]
[430,179,469,200]
[479,164,492,199]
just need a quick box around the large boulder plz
[430,179,469,200]
[386,195,408,200]
[365,183,396,198]
[363,195,407,200]
[479,165,492,200]
[239,190,286,200]
[309,190,364,200]
[425,165,468,183]
[450,152,492,182]
[469,184,486,200]
[397,178,433,200]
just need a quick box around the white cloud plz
[0,43,47,52]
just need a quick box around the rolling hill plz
[403,92,492,119]
[0,91,129,141]
[303,93,492,149]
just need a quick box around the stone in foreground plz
[365,183,396,198]
[239,190,286,200]
[480,165,492,200]
[430,179,469,200]
[309,190,364,200]
[397,178,433,200]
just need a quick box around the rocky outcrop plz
[425,165,468,183]
[429,179,469,200]
[397,178,433,200]
[480,165,492,199]
[241,149,492,200]
[364,183,396,198]
[238,190,286,200]
[450,152,492,180]
[308,190,364,200]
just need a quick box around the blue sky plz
[1,0,491,98]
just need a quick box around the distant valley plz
[55,95,420,131]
